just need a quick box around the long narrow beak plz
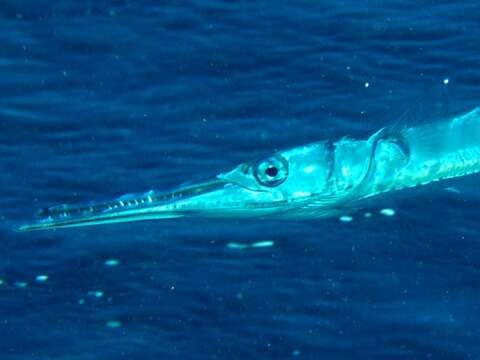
[17,179,231,232]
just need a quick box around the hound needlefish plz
[19,106,480,231]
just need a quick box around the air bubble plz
[88,290,104,298]
[380,208,396,216]
[14,281,28,288]
[35,275,49,283]
[104,259,120,267]
[106,320,122,328]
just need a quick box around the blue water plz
[1,1,480,359]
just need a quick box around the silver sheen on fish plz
[18,107,480,231]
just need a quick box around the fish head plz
[211,141,335,215]
[19,142,339,231]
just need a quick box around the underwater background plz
[1,0,480,359]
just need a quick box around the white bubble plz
[106,320,122,328]
[0,279,4,285]
[227,241,274,250]
[443,78,449,85]
[251,241,274,248]
[35,275,49,283]
[14,281,28,288]
[226,242,248,250]
[364,82,370,88]
[104,259,120,267]
[339,215,353,222]
[364,212,372,218]
[380,208,396,217]
[88,290,104,298]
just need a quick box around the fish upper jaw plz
[217,168,268,192]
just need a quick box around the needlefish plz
[18,106,480,232]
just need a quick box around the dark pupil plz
[265,166,278,177]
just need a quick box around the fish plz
[18,106,480,231]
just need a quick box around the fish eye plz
[254,155,288,187]
[265,166,278,177]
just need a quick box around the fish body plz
[18,107,480,231]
